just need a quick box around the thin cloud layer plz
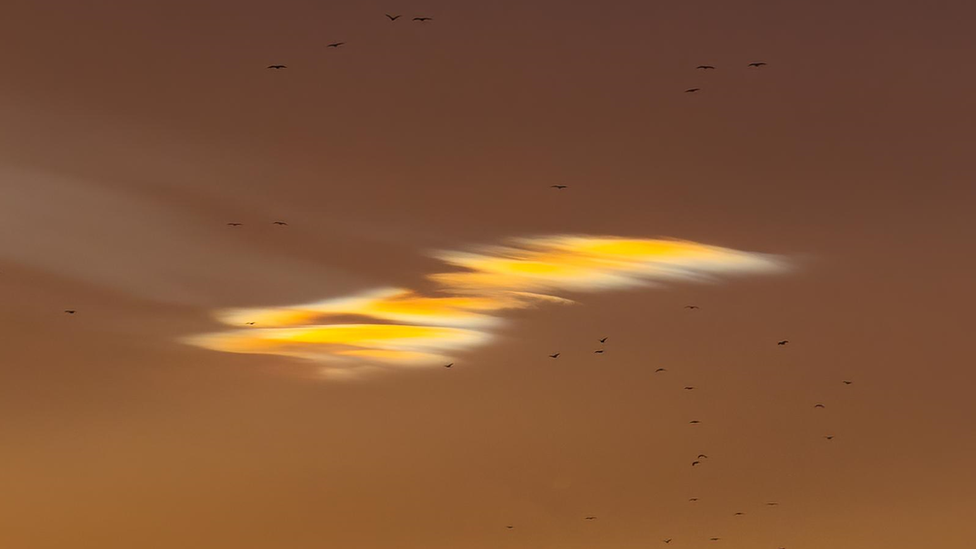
[187,236,786,373]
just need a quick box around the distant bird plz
[766,502,779,506]
[710,538,721,542]
[385,14,401,21]
[684,386,695,390]
[689,420,701,424]
[734,512,744,517]
[688,498,699,502]
[684,305,699,309]
[584,516,597,520]
[685,88,701,93]
[413,16,433,21]
[550,185,567,189]
[696,65,716,70]
[273,221,288,226]
[599,337,608,343]
[327,42,345,48]
[748,62,767,67]
[823,435,834,441]
[227,222,242,227]
[267,65,287,69]
[549,353,560,359]
[814,403,825,409]
[697,454,708,459]
[64,310,76,315]
[692,461,701,467]
[655,368,667,373]
[843,380,853,385]
[444,363,453,369]
[245,322,256,326]
[663,540,672,545]
[777,340,789,345]
[506,525,514,529]
[594,349,605,354]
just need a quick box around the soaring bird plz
[385,14,401,21]
[663,540,672,545]
[245,322,256,326]
[64,310,76,314]
[823,435,834,441]
[814,403,825,409]
[267,65,287,69]
[594,349,605,354]
[697,454,708,459]
[710,538,721,542]
[506,525,514,529]
[766,502,779,506]
[413,16,433,21]
[684,386,695,390]
[734,512,744,517]
[843,380,853,385]
[688,498,699,502]
[748,62,767,67]
[689,420,701,424]
[599,337,608,343]
[696,65,716,70]
[777,340,789,345]
[327,42,345,48]
[444,363,453,368]
[227,222,242,226]
[685,88,701,93]
[692,461,701,467]
[655,368,667,373]
[684,305,699,309]
[584,516,597,520]
[273,221,288,226]
[550,185,567,189]
[549,353,560,359]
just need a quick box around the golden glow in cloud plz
[187,236,785,374]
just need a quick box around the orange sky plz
[1,1,975,548]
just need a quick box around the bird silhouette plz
[64,310,76,314]
[710,538,721,542]
[734,512,744,517]
[584,516,597,520]
[327,42,345,48]
[245,322,256,326]
[684,386,695,390]
[550,185,567,189]
[684,305,699,309]
[506,525,514,529]
[413,16,433,21]
[685,88,701,93]
[697,454,708,459]
[689,420,701,424]
[696,65,716,70]
[814,403,825,409]
[227,222,242,226]
[385,14,401,21]
[824,435,834,441]
[273,221,288,226]
[777,340,789,345]
[766,502,779,506]
[599,337,608,343]
[549,353,560,359]
[663,540,672,545]
[444,363,453,368]
[692,461,701,467]
[594,349,605,354]
[688,498,699,502]
[748,62,767,67]
[655,368,667,373]
[843,380,853,385]
[267,65,287,69]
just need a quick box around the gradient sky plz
[1,1,975,548]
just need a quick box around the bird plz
[814,403,826,409]
[684,386,695,390]
[710,538,721,542]
[64,310,76,314]
[549,353,560,359]
[843,380,853,385]
[689,420,701,424]
[734,512,745,517]
[245,322,256,326]
[748,62,767,67]
[766,502,779,506]
[227,222,242,227]
[267,65,287,69]
[685,88,701,93]
[327,42,345,48]
[385,14,401,21]
[599,337,608,343]
[655,368,667,373]
[697,454,708,459]
[594,349,605,354]
[777,340,789,345]
[584,516,597,520]
[444,363,453,369]
[506,525,514,529]
[272,221,288,226]
[692,461,701,467]
[688,498,699,502]
[823,435,834,441]
[663,540,672,545]
[550,185,567,189]
[684,305,699,309]
[413,16,433,21]
[696,65,716,70]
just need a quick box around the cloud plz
[186,236,786,374]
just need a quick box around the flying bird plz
[692,461,701,467]
[385,14,401,21]
[549,353,560,359]
[688,498,699,502]
[584,516,597,520]
[506,525,514,529]
[599,337,608,343]
[710,538,721,542]
[550,185,567,189]
[273,221,288,226]
[655,368,667,373]
[245,322,256,326]
[697,454,708,459]
[64,310,76,314]
[766,502,779,506]
[594,349,605,354]
[227,222,242,226]
[327,42,345,48]
[748,62,767,67]
[444,363,453,369]
[843,380,853,385]
[684,305,699,309]
[696,65,716,70]
[689,420,701,424]
[823,435,834,441]
[734,512,744,517]
[685,88,701,93]
[777,340,789,345]
[267,65,287,69]
[663,540,672,545]
[684,386,695,390]
[814,403,825,409]
[413,16,433,21]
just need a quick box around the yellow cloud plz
[186,236,784,375]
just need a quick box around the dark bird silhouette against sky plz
[814,403,825,409]
[64,310,76,314]
[824,435,835,441]
[692,460,701,466]
[843,380,854,385]
[550,185,567,189]
[266,65,287,69]
[655,368,667,373]
[599,337,608,343]
[549,353,560,359]
[685,88,701,93]
[777,340,789,345]
[689,420,701,424]
[684,386,695,390]
[272,221,288,226]
[663,540,672,544]
[385,14,400,21]
[443,363,453,368]
[594,349,605,354]
[327,42,345,48]
[748,62,768,67]
[696,65,715,70]
[684,305,699,309]
[226,222,242,227]
[584,516,597,520]
[245,322,256,326]
[413,16,433,22]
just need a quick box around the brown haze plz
[1,1,975,548]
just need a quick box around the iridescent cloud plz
[186,236,786,374]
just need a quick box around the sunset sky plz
[1,1,975,548]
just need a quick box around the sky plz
[1,0,975,547]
